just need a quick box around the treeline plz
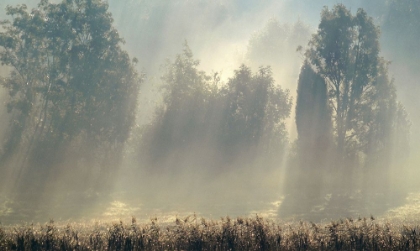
[0,0,413,218]
[138,44,292,172]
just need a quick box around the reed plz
[0,215,419,250]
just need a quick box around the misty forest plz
[0,0,420,250]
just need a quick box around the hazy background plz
[0,0,419,224]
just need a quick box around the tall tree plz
[0,0,140,187]
[295,61,331,154]
[304,5,410,170]
[280,60,332,218]
[305,5,381,160]
[286,4,411,218]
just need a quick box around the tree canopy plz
[139,44,292,171]
[0,0,140,189]
[305,5,382,157]
[280,4,411,218]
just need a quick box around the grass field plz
[1,192,420,250]
[1,215,420,250]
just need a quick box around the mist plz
[0,0,419,225]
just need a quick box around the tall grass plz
[0,216,419,250]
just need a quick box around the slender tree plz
[295,61,331,155]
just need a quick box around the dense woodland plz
[0,0,417,221]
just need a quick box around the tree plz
[357,61,410,202]
[140,44,292,171]
[279,60,333,218]
[0,0,140,189]
[304,4,410,169]
[220,65,292,159]
[296,60,332,190]
[305,5,383,161]
[295,61,331,155]
[139,43,214,167]
[284,4,410,218]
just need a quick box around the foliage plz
[283,4,411,218]
[281,60,333,215]
[295,60,331,153]
[1,216,420,250]
[140,43,291,170]
[300,4,410,165]
[220,65,292,157]
[0,0,140,186]
[305,5,380,157]
[139,43,214,166]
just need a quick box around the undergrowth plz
[0,216,419,250]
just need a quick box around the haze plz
[0,0,419,225]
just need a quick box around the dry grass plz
[0,215,419,250]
